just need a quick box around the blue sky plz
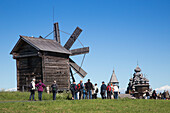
[0,0,170,92]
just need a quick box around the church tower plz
[109,69,119,86]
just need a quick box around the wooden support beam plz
[13,53,38,59]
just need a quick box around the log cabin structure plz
[10,22,89,91]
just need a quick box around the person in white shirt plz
[29,78,36,101]
[94,83,98,99]
[113,84,119,99]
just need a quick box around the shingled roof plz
[10,35,71,54]
[109,69,119,83]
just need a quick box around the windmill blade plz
[70,47,89,56]
[69,58,87,78]
[64,27,82,50]
[54,22,60,43]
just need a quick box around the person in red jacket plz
[36,80,46,101]
[106,84,111,99]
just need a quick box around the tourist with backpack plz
[70,82,78,100]
[113,84,119,99]
[29,78,36,101]
[94,83,98,99]
[51,80,58,100]
[110,83,114,99]
[100,81,107,99]
[106,84,111,99]
[78,80,84,100]
[36,80,46,101]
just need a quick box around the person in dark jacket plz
[85,79,93,99]
[36,80,46,101]
[70,82,78,100]
[51,80,58,100]
[152,90,157,99]
[100,81,107,99]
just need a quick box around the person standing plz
[29,78,36,101]
[145,90,150,99]
[110,83,114,99]
[100,81,107,99]
[152,90,157,99]
[36,80,46,101]
[106,84,111,99]
[82,84,86,99]
[85,79,93,99]
[51,80,58,100]
[94,83,98,99]
[78,80,84,100]
[113,84,119,99]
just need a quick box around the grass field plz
[0,92,170,113]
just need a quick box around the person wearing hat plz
[51,80,58,100]
[36,80,46,101]
[29,78,36,101]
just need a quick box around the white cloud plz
[155,85,170,92]
[5,88,17,92]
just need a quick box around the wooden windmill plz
[10,22,89,91]
[53,22,89,81]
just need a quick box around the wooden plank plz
[69,58,87,78]
[54,22,60,43]
[64,27,82,50]
[70,47,89,56]
[13,53,38,59]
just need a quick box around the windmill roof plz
[10,35,71,54]
[109,70,119,83]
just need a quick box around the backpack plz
[96,88,98,93]
[70,84,74,91]
[29,83,33,88]
[52,84,57,91]
[107,86,111,92]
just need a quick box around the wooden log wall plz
[16,43,42,91]
[42,52,70,90]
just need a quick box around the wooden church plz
[10,22,89,91]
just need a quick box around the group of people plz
[70,79,119,100]
[143,90,170,100]
[29,79,58,101]
[29,78,120,101]
[156,90,170,100]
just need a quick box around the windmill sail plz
[54,22,60,43]
[64,27,82,50]
[70,47,89,56]
[69,58,87,78]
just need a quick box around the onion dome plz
[134,65,141,72]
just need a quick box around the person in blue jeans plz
[36,80,46,101]
[85,79,93,99]
[29,79,36,101]
[113,85,119,99]
[51,80,58,100]
[83,85,86,99]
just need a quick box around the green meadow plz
[0,92,170,113]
